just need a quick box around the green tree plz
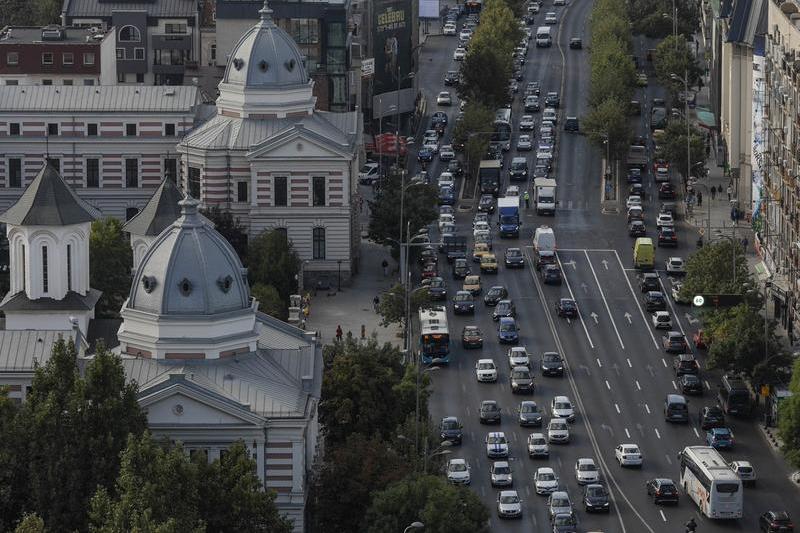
[589,40,636,107]
[377,282,433,327]
[779,358,800,467]
[583,98,631,161]
[14,514,45,533]
[458,45,511,110]
[452,103,493,182]
[630,0,700,38]
[251,283,287,320]
[364,475,490,533]
[0,388,26,532]
[200,205,249,259]
[678,240,750,300]
[247,230,301,306]
[653,120,706,181]
[654,35,703,98]
[90,217,133,317]
[704,304,783,375]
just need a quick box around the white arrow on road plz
[601,259,609,270]
[646,364,655,377]
[635,423,645,436]
[611,363,621,376]
[563,259,577,270]
[600,424,614,436]
[580,282,588,293]
[685,313,699,325]
[624,312,632,324]
[579,364,591,376]
[590,312,599,324]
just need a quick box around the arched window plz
[119,25,141,42]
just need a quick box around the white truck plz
[533,225,556,270]
[536,26,552,47]
[533,178,557,215]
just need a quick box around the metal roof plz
[0,85,199,113]
[63,0,199,18]
[0,288,102,312]
[0,26,106,44]
[122,178,185,236]
[726,0,766,44]
[0,329,77,370]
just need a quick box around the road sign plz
[698,228,705,236]
[361,58,375,77]
[692,294,744,307]
[693,295,705,307]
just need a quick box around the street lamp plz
[399,181,429,286]
[404,522,425,533]
[396,69,416,168]
[670,71,691,188]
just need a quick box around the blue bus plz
[419,307,450,364]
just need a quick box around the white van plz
[536,26,552,48]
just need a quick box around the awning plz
[695,107,717,130]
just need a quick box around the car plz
[729,460,756,486]
[545,91,560,108]
[542,264,562,285]
[484,285,508,306]
[699,405,726,430]
[629,183,645,196]
[508,346,530,368]
[516,134,533,151]
[644,291,667,311]
[452,258,470,279]
[665,256,685,274]
[545,11,557,23]
[438,213,455,231]
[656,213,674,228]
[427,277,447,300]
[463,274,482,294]
[445,458,471,485]
[652,310,672,329]
[524,95,541,112]
[493,299,516,321]
[505,247,525,268]
[421,262,438,279]
[459,27,472,40]
[489,460,514,487]
[564,116,579,132]
[417,147,434,163]
[439,145,455,161]
[453,290,475,315]
[674,353,700,376]
[453,47,466,60]
[497,490,522,519]
[437,171,455,189]
[443,23,457,36]
[615,443,643,467]
[658,182,676,199]
[639,272,660,292]
[636,72,648,86]
[662,331,689,353]
[551,395,575,422]
[479,400,503,426]
[582,483,610,513]
[626,195,642,210]
[447,159,464,177]
[658,226,677,247]
[526,81,541,96]
[646,478,679,504]
[575,458,600,485]
[533,163,550,179]
[540,351,565,377]
[471,242,489,264]
[569,37,582,49]
[706,427,734,449]
[510,366,534,394]
[678,373,703,395]
[437,91,452,106]
[547,491,573,521]
[474,232,493,250]
[440,416,463,444]
[627,167,642,183]
[528,433,550,458]
[462,326,483,349]
[628,220,647,237]
[476,360,498,383]
[534,467,559,494]
[480,253,498,274]
[358,162,381,184]
[547,418,570,443]
[517,400,543,427]
[542,108,557,124]
[759,511,795,532]
[486,431,509,458]
[520,114,536,130]
[556,298,578,318]
[498,317,520,344]
[478,194,495,213]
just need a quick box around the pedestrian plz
[523,190,530,208]
[710,185,716,199]
[373,295,380,311]
[335,325,343,342]
[381,259,389,277]
[742,237,748,252]
[685,517,697,533]
[727,185,732,201]
[697,190,703,206]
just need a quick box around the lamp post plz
[670,71,691,188]
[404,522,425,533]
[396,69,416,168]
[399,181,428,290]
[337,259,342,292]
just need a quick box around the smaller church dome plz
[127,198,250,316]
[222,1,309,89]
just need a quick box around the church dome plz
[127,198,250,317]
[222,1,309,89]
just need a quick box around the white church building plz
[0,164,322,532]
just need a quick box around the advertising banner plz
[373,0,413,97]
[419,0,441,18]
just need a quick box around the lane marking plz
[654,428,661,439]
[597,358,603,368]
[555,252,595,348]
[584,250,625,349]
[605,380,611,390]
[657,272,687,336]
[659,510,667,522]
[704,380,711,390]
[665,454,672,465]
[627,358,632,368]
[615,403,621,414]
[636,380,642,390]
[645,403,650,414]
[662,358,668,367]
[612,250,659,348]
[693,427,700,439]
[625,427,631,438]
[671,380,677,390]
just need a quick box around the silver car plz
[490,460,513,487]
[547,491,573,521]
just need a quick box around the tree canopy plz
[452,103,494,181]
[247,229,301,307]
[377,282,434,328]
[90,217,134,317]
[779,358,800,468]
[200,206,249,260]
[654,35,703,98]
[678,240,750,300]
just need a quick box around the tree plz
[704,304,784,376]
[589,40,636,107]
[251,283,287,320]
[653,120,706,181]
[364,475,490,533]
[452,103,493,181]
[457,45,511,110]
[14,514,45,533]
[0,388,26,533]
[200,206,248,259]
[90,218,133,317]
[247,230,300,306]
[779,358,800,467]
[630,0,700,38]
[377,282,433,328]
[583,98,631,161]
[654,35,703,99]
[679,240,750,300]
[0,0,59,26]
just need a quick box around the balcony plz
[151,34,191,50]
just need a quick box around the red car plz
[760,511,794,532]
[653,158,669,174]
[421,262,438,279]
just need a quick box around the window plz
[312,176,326,206]
[42,79,52,86]
[82,79,94,86]
[62,52,74,65]
[274,176,287,206]
[327,22,346,47]
[126,207,139,220]
[6,52,18,65]
[125,158,138,188]
[5,80,18,85]
[20,244,25,291]
[41,246,48,293]
[163,158,177,182]
[9,123,20,135]
[210,43,216,61]
[87,123,98,136]
[119,25,141,42]
[312,227,326,260]
[237,181,248,203]
[83,52,95,65]
[8,158,21,188]
[135,73,144,83]
[164,23,187,34]
[116,48,125,60]
[86,158,99,187]
[47,123,58,136]
[66,244,72,291]
[188,167,200,198]
[125,123,137,136]
[153,48,189,66]
[48,158,60,172]
[274,227,288,240]
[62,79,73,86]
[41,52,53,65]
[134,48,145,60]
[117,72,125,83]
[278,18,320,44]
[164,123,176,136]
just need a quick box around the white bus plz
[419,307,450,364]
[678,446,742,519]
[491,108,512,152]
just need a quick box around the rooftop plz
[63,0,200,19]
[0,85,199,113]
[0,25,108,45]
[122,178,186,237]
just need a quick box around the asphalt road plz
[419,2,800,532]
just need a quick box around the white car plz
[529,3,540,13]
[358,162,380,185]
[423,139,439,153]
[527,433,550,457]
[437,91,452,106]
[439,145,455,161]
[438,171,455,188]
[542,108,557,124]
[438,213,455,231]
[554,0,566,5]
[520,114,536,131]
[443,23,457,36]
[473,212,489,227]
[551,395,576,422]
[545,12,557,24]
[729,460,756,486]
[508,346,530,368]
[615,443,643,467]
[656,213,674,227]
[486,431,510,458]
[473,221,491,237]
[490,460,514,487]
[453,47,467,60]
[665,256,685,274]
[652,310,672,329]
[534,466,559,494]
[626,195,642,209]
[655,167,670,182]
[446,458,471,484]
[517,134,533,151]
[505,185,520,197]
[459,28,473,40]
[574,458,600,484]
[476,359,498,382]
[547,419,570,443]
[497,490,522,519]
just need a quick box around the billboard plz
[419,0,441,18]
[373,0,413,97]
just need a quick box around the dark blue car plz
[453,290,475,314]
[498,317,519,344]
[439,185,456,205]
[706,427,734,449]
[418,147,434,162]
